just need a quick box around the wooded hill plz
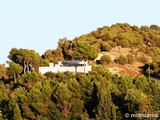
[44,23,160,62]
[0,23,160,119]
[43,23,160,77]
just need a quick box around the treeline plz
[43,23,160,64]
[0,65,159,119]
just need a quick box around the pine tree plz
[13,104,22,120]
[96,81,112,120]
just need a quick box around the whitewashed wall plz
[39,66,92,74]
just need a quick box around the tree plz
[43,47,64,63]
[133,75,148,92]
[96,80,112,120]
[53,47,64,62]
[13,104,22,120]
[117,32,135,46]
[8,48,45,73]
[119,39,130,47]
[91,66,112,80]
[109,42,117,48]
[18,71,43,88]
[48,104,61,120]
[126,54,135,64]
[72,41,98,60]
[21,103,35,119]
[0,81,8,103]
[61,39,73,60]
[0,64,7,80]
[101,42,111,51]
[141,61,160,78]
[32,102,48,115]
[124,88,151,113]
[53,82,72,118]
[116,55,127,65]
[7,62,23,83]
[101,55,112,65]
[42,49,54,62]
[118,76,134,92]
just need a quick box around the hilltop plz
[42,23,160,77]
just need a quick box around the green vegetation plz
[0,64,159,119]
[101,55,112,65]
[0,23,160,119]
[126,54,135,64]
[115,55,127,65]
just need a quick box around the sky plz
[0,0,160,64]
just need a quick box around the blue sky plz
[0,0,160,64]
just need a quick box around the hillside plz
[0,23,160,119]
[43,23,160,77]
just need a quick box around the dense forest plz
[0,23,160,119]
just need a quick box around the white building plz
[39,60,92,74]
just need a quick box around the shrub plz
[101,43,111,51]
[109,42,117,48]
[101,55,112,65]
[119,39,130,47]
[116,55,127,65]
[127,54,135,64]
